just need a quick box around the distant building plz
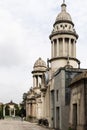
[3,100,18,117]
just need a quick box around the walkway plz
[0,118,52,130]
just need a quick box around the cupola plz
[49,1,80,73]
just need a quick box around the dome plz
[49,2,78,39]
[34,57,46,67]
[56,12,72,22]
[33,57,47,72]
[55,3,72,23]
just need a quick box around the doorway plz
[73,104,77,130]
[56,107,60,129]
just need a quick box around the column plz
[69,38,71,57]
[42,96,45,118]
[67,38,69,56]
[38,76,40,87]
[57,39,59,56]
[9,108,11,116]
[33,76,35,87]
[33,76,36,87]
[74,40,76,57]
[63,38,65,56]
[51,41,53,58]
[38,76,39,87]
[53,41,54,58]
[40,75,42,87]
[29,104,30,115]
[35,76,36,87]
[3,106,5,117]
[38,75,41,88]
[36,76,38,87]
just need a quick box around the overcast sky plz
[0,0,87,104]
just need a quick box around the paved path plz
[0,119,50,130]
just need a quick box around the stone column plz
[36,76,38,87]
[33,76,35,87]
[51,41,53,58]
[69,39,71,57]
[33,76,36,87]
[38,76,39,87]
[9,108,11,116]
[63,38,65,56]
[53,40,54,58]
[57,39,59,56]
[74,40,76,57]
[38,76,40,87]
[3,105,6,117]
[28,104,30,116]
[34,76,36,87]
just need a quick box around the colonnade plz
[51,38,76,58]
[33,75,42,88]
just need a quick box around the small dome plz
[56,12,72,22]
[34,57,46,67]
[33,57,47,72]
[55,3,72,23]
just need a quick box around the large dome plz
[55,3,72,23]
[33,57,47,72]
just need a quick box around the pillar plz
[28,104,30,115]
[74,40,76,57]
[63,38,65,56]
[42,94,45,118]
[33,76,35,87]
[69,38,71,57]
[51,41,53,58]
[53,40,54,58]
[33,76,36,87]
[3,106,6,117]
[57,39,59,56]
[36,76,38,87]
[9,108,11,116]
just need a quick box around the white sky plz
[0,0,87,104]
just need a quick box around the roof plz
[5,100,17,106]
[70,71,87,86]
[55,3,72,23]
[33,57,47,72]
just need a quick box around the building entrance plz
[73,104,77,130]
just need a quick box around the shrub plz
[38,118,49,126]
[38,119,43,125]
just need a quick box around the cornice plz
[49,30,78,39]
[49,56,80,63]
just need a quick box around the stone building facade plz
[69,71,87,130]
[51,67,87,130]
[48,1,80,130]
[26,57,48,121]
[25,1,87,130]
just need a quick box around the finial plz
[61,0,66,12]
[63,0,65,4]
